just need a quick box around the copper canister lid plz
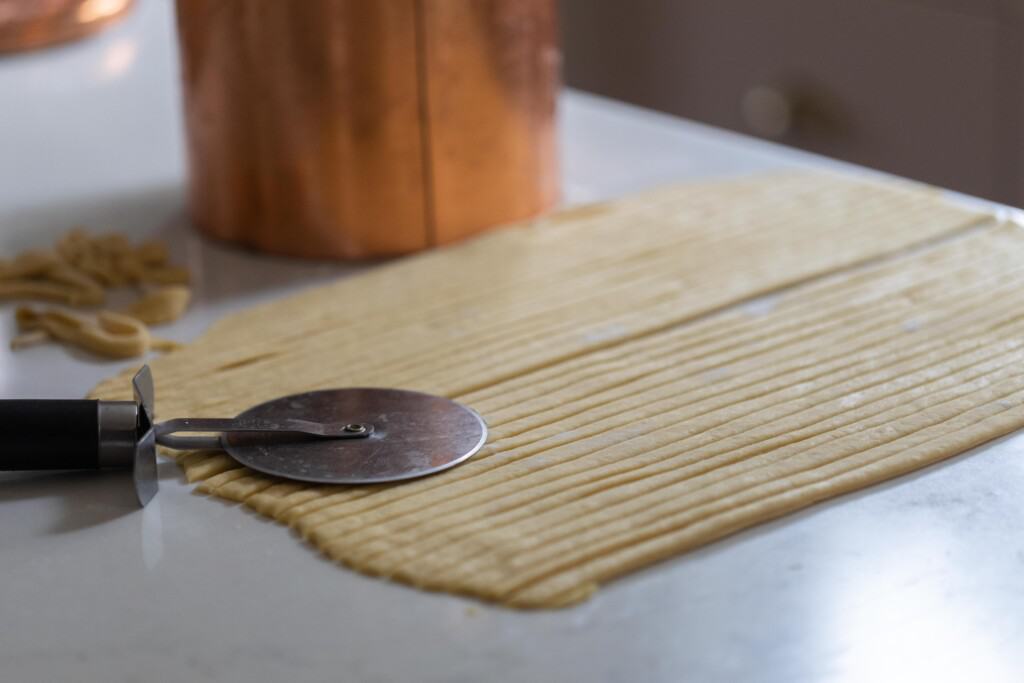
[0,0,135,54]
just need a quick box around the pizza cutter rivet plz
[343,423,367,434]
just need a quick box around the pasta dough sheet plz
[91,172,1016,608]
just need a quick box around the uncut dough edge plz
[87,171,999,608]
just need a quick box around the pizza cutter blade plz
[0,365,488,506]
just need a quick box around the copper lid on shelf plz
[0,0,134,54]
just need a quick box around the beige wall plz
[560,0,1024,206]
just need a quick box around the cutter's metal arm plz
[153,417,373,450]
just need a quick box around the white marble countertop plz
[1,1,1022,681]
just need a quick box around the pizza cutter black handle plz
[0,399,100,470]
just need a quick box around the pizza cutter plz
[0,366,488,506]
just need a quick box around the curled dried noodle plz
[16,307,150,359]
[123,286,192,325]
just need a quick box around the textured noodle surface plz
[91,172,1019,607]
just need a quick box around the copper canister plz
[174,0,560,260]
